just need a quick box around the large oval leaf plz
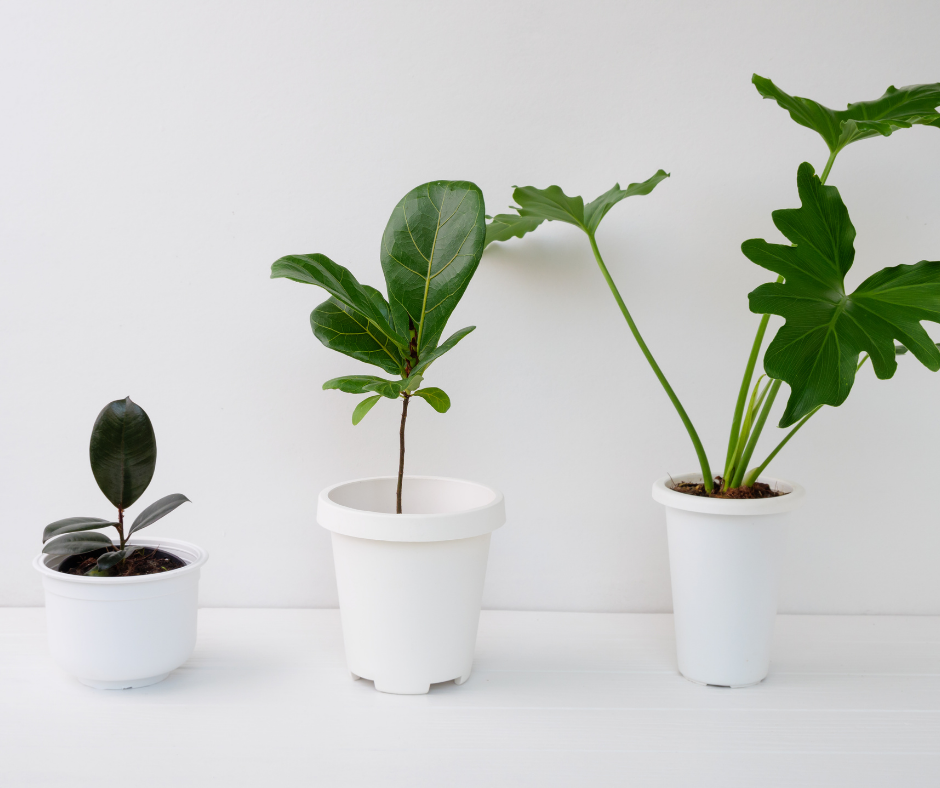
[745,162,940,427]
[89,397,157,510]
[42,516,119,543]
[311,297,405,375]
[43,531,113,556]
[380,181,486,356]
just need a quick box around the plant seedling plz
[485,75,940,495]
[271,180,486,513]
[41,397,190,576]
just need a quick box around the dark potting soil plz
[58,547,186,577]
[671,477,788,499]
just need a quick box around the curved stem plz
[588,234,713,491]
[820,149,838,185]
[731,379,781,488]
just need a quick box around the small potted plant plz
[33,397,207,689]
[271,180,505,695]
[485,76,940,687]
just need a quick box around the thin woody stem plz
[396,394,410,514]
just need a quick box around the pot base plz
[79,672,170,690]
[679,671,765,689]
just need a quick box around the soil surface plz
[58,547,186,577]
[671,477,788,499]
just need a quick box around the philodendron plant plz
[271,180,485,513]
[486,75,940,495]
[42,398,190,576]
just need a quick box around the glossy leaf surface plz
[409,326,475,378]
[745,163,940,427]
[352,395,381,425]
[311,298,406,376]
[413,387,450,413]
[272,254,408,349]
[89,398,156,510]
[323,375,396,394]
[484,214,544,248]
[753,74,940,154]
[127,494,191,537]
[95,550,126,570]
[42,531,113,556]
[42,517,118,543]
[380,181,486,354]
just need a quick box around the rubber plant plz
[41,397,190,575]
[271,180,485,513]
[485,75,940,495]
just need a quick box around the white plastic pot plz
[318,476,505,695]
[652,473,805,687]
[33,537,208,689]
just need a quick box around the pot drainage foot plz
[373,680,431,695]
[454,673,471,686]
[79,672,171,690]
[350,672,361,681]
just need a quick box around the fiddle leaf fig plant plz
[41,398,190,576]
[485,75,940,495]
[271,180,486,513]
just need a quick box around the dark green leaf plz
[42,517,119,543]
[127,493,190,537]
[753,74,940,154]
[96,550,127,570]
[322,375,398,394]
[272,253,408,349]
[381,181,486,355]
[402,374,423,393]
[583,171,670,235]
[352,395,382,425]
[89,398,156,510]
[744,162,940,427]
[484,213,545,248]
[311,297,406,376]
[43,531,113,556]
[362,379,405,399]
[413,387,450,413]
[409,326,475,378]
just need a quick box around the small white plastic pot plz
[318,476,505,695]
[652,473,805,687]
[33,537,208,689]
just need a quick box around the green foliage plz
[90,397,156,510]
[744,162,940,427]
[413,387,451,413]
[753,74,940,156]
[42,399,190,575]
[272,180,485,427]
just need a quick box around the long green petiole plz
[731,379,781,488]
[588,234,714,491]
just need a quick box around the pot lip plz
[651,472,805,515]
[32,537,208,585]
[319,475,504,520]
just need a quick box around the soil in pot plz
[671,477,788,499]
[57,547,186,577]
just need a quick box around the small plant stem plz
[727,375,767,484]
[730,379,781,488]
[116,509,125,549]
[820,149,838,185]
[723,310,772,486]
[396,394,410,515]
[742,354,869,486]
[588,233,713,491]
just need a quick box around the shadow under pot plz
[318,476,505,695]
[652,474,805,688]
[32,538,209,689]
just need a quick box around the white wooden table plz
[1,610,938,786]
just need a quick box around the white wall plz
[2,0,938,613]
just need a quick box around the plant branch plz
[731,379,781,488]
[116,508,125,550]
[588,233,713,491]
[396,394,410,514]
[820,149,838,185]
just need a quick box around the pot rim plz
[318,475,505,542]
[651,472,805,515]
[32,537,209,585]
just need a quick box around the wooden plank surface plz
[1,610,937,786]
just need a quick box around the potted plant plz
[271,180,505,695]
[484,76,940,687]
[33,397,206,689]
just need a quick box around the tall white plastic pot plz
[652,474,805,687]
[318,476,505,695]
[32,537,208,689]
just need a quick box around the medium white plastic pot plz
[318,476,505,695]
[652,473,805,687]
[33,537,208,689]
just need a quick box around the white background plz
[2,0,938,613]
